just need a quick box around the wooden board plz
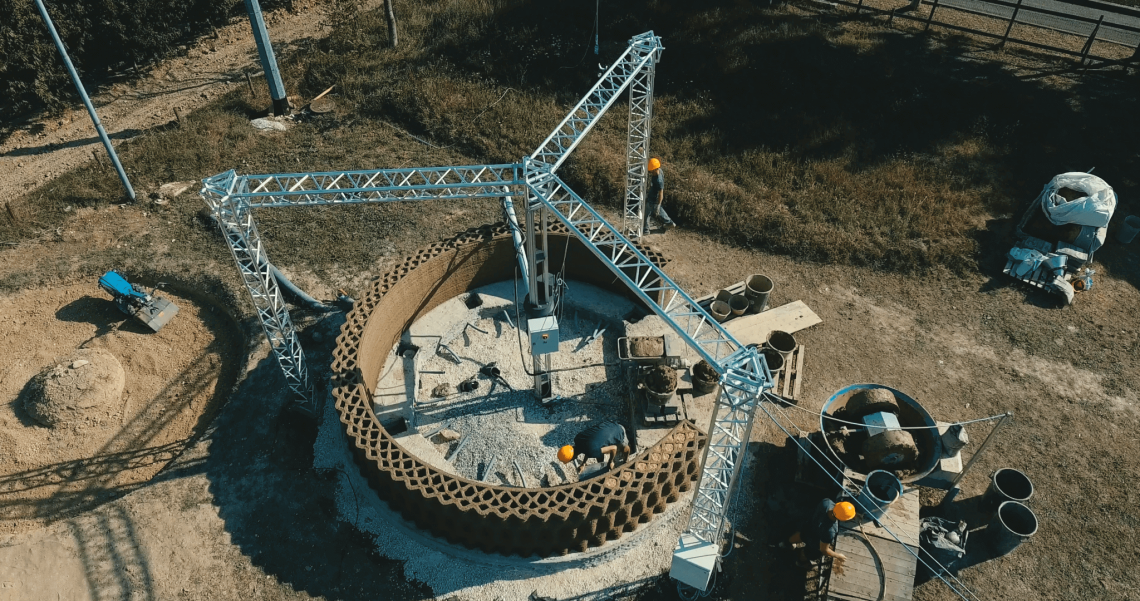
[827,530,919,601]
[691,282,821,339]
[724,300,822,344]
[841,487,922,546]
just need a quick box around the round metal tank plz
[820,384,942,484]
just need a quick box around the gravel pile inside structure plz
[408,281,632,485]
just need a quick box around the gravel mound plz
[24,348,125,428]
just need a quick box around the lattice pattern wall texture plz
[330,224,706,556]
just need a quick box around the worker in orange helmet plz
[643,157,676,233]
[784,499,854,567]
[557,421,631,475]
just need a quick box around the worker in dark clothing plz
[558,421,631,474]
[643,157,675,232]
[785,499,854,567]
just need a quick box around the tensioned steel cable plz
[764,397,984,601]
[760,394,984,601]
[769,395,1009,430]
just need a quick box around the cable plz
[561,0,600,69]
[769,394,1009,431]
[764,395,978,598]
[761,395,984,601]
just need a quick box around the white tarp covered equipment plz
[1039,172,1116,228]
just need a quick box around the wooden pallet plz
[772,344,806,403]
[827,531,918,601]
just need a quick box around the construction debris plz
[437,429,461,442]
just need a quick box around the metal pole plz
[33,0,135,201]
[1078,15,1104,66]
[243,0,290,115]
[941,413,1011,504]
[999,0,1024,49]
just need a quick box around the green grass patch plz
[3,0,1137,277]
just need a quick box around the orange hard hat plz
[834,501,856,521]
[648,158,661,171]
[558,445,575,463]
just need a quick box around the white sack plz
[1039,172,1116,228]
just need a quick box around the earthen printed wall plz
[330,223,706,556]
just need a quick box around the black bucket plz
[983,468,1034,511]
[988,501,1038,555]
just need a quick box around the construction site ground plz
[2,2,1140,601]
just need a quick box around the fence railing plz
[821,0,1140,67]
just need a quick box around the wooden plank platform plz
[827,487,922,601]
[827,529,918,601]
[725,300,822,344]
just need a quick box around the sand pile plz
[24,348,125,428]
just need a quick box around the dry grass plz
[3,0,1137,276]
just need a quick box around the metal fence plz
[823,0,1140,67]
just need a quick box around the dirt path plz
[0,1,376,202]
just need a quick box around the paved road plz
[936,0,1140,48]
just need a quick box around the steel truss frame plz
[201,30,760,592]
[525,160,772,561]
[622,46,657,238]
[530,32,662,173]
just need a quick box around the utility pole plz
[243,0,290,116]
[33,0,136,201]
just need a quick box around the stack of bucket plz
[984,468,1037,555]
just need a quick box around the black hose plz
[269,263,333,312]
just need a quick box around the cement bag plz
[1039,172,1116,228]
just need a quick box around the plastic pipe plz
[268,263,331,311]
[33,0,136,201]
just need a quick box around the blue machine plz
[98,271,178,332]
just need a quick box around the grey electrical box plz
[528,316,560,355]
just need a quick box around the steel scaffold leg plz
[624,53,657,238]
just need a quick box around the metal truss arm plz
[521,161,773,592]
[530,32,663,172]
[221,164,523,208]
[201,171,314,412]
[524,161,741,370]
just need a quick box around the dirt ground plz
[0,283,243,535]
[1,2,1139,601]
